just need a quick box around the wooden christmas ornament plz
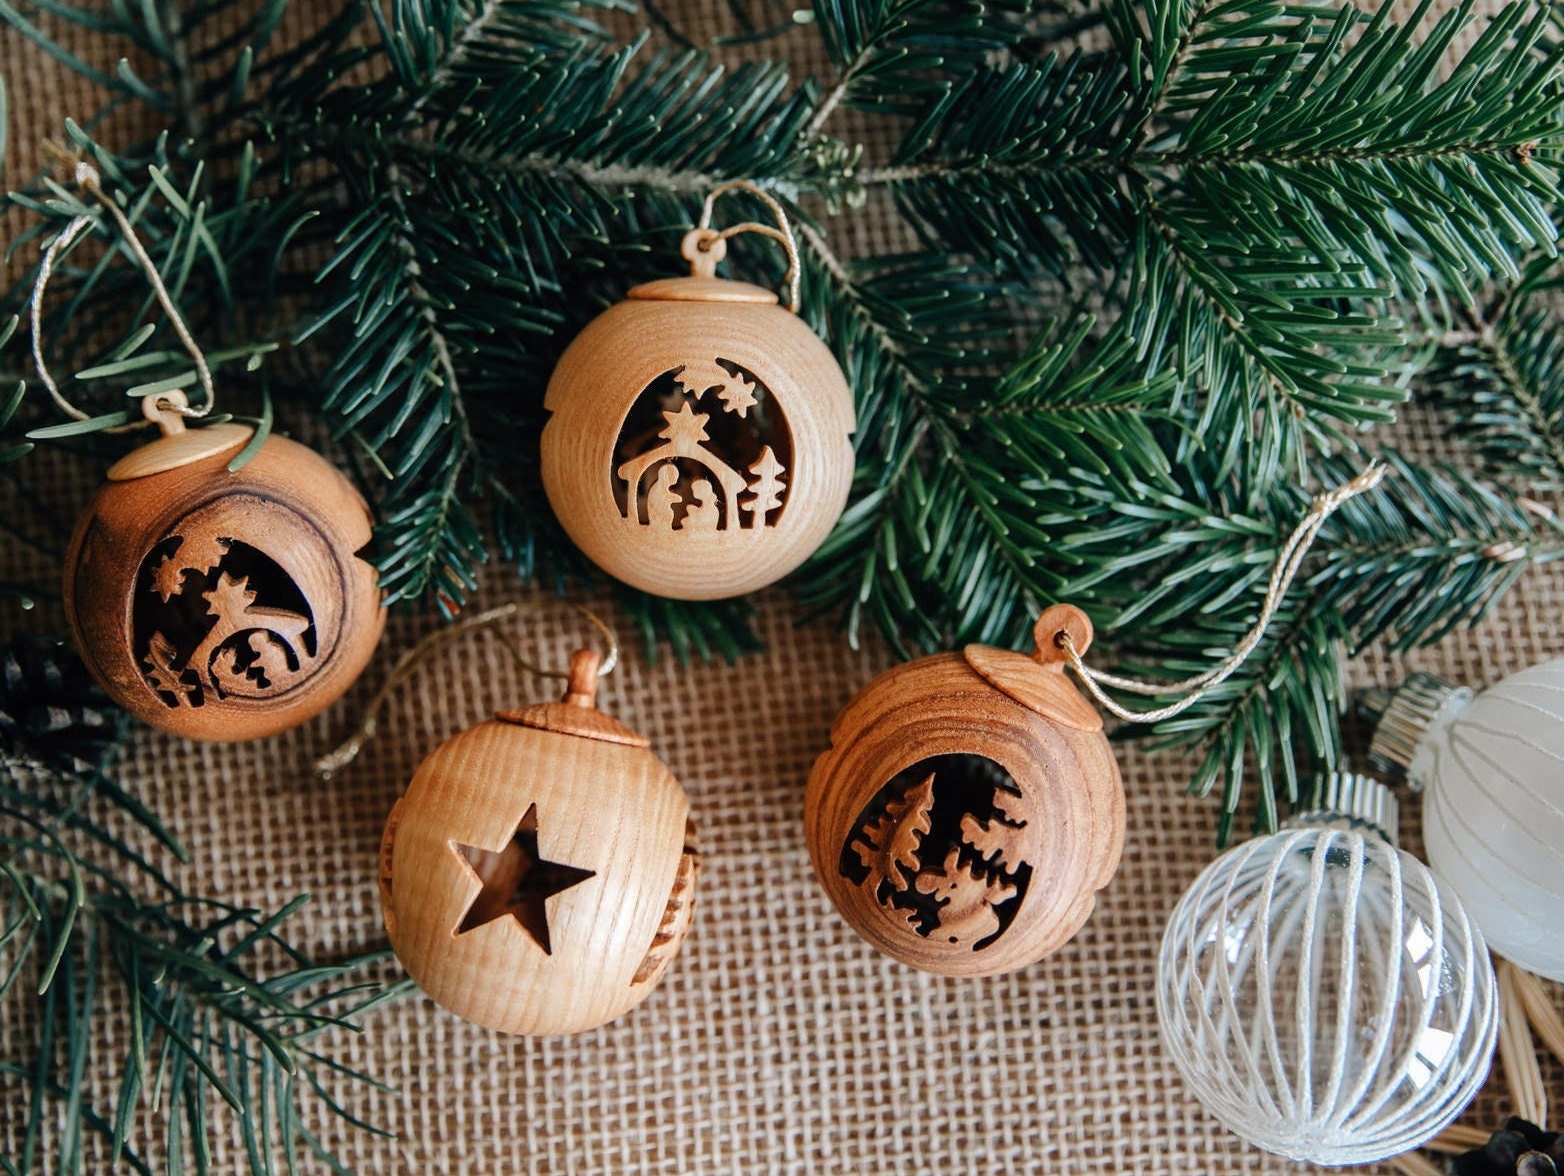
[62,394,385,742]
[804,606,1125,977]
[380,648,698,1035]
[540,185,855,600]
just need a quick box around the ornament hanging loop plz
[1056,462,1388,724]
[314,601,619,779]
[30,146,216,431]
[692,180,801,312]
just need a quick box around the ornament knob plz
[1031,603,1093,666]
[1282,771,1399,845]
[564,648,601,709]
[1358,672,1471,780]
[141,388,189,436]
[680,229,727,280]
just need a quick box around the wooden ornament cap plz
[495,649,648,747]
[381,665,698,1035]
[963,604,1102,732]
[804,609,1124,978]
[540,231,855,600]
[625,233,780,305]
[63,426,385,742]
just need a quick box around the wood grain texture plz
[540,274,855,600]
[63,431,384,741]
[381,667,696,1035]
[805,614,1124,978]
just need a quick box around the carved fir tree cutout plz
[839,754,1034,951]
[451,803,596,954]
[851,772,934,898]
[613,358,792,533]
[912,848,1018,947]
[960,790,1028,869]
[132,536,318,708]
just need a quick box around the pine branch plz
[1312,452,1564,651]
[1423,255,1564,490]
[1050,453,1564,843]
[867,52,1140,276]
[0,642,404,1172]
[807,0,1033,122]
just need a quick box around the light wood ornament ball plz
[63,396,384,742]
[380,650,699,1035]
[540,230,856,600]
[804,605,1125,977]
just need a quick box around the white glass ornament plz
[1366,660,1564,982]
[1156,774,1498,1167]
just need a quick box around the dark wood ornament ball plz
[541,231,856,600]
[805,606,1125,977]
[62,404,384,742]
[380,651,699,1036]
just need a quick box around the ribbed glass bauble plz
[1156,775,1498,1166]
[1368,659,1564,982]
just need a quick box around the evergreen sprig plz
[1423,252,1564,490]
[1,0,1562,825]
[0,641,405,1174]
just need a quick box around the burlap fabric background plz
[3,2,1562,1172]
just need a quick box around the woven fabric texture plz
[3,3,1562,1173]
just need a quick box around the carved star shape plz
[450,804,596,954]
[658,400,711,450]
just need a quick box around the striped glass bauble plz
[1156,775,1498,1167]
[1417,659,1564,982]
[1368,659,1564,982]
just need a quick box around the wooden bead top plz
[107,422,255,480]
[495,650,648,747]
[626,232,782,305]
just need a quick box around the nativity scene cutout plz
[840,754,1036,951]
[613,357,793,534]
[132,533,319,708]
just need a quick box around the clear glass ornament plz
[1156,774,1498,1166]
[1367,658,1564,982]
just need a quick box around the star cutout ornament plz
[452,804,596,953]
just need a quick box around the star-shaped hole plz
[450,804,596,954]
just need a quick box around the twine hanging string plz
[692,180,802,312]
[30,149,215,427]
[314,602,620,780]
[1058,462,1388,724]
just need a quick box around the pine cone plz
[1455,1119,1564,1176]
[0,637,124,772]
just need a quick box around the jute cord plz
[1060,463,1389,724]
[29,152,215,427]
[695,179,802,313]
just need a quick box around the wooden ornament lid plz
[106,394,254,481]
[495,650,648,747]
[963,604,1102,732]
[625,231,781,306]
